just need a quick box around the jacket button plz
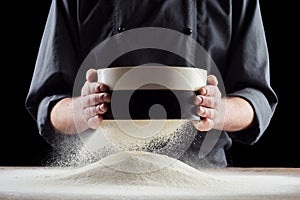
[118,26,126,33]
[185,27,193,35]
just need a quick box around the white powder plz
[48,120,197,167]
[1,122,299,199]
[50,120,196,167]
[0,151,300,200]
[53,151,221,185]
[85,120,195,152]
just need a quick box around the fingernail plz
[104,93,111,102]
[199,107,205,115]
[99,84,108,91]
[99,104,106,112]
[200,88,207,95]
[195,96,202,104]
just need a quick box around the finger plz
[192,118,215,132]
[207,75,218,86]
[81,82,100,96]
[194,95,203,105]
[81,82,108,96]
[199,85,221,97]
[86,69,98,82]
[83,103,108,118]
[195,95,218,108]
[87,115,103,129]
[99,83,109,92]
[196,106,217,120]
[83,93,111,107]
[97,103,108,114]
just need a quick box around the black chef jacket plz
[25,0,278,168]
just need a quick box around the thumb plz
[86,68,98,82]
[207,75,218,86]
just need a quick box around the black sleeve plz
[225,0,278,145]
[25,0,81,144]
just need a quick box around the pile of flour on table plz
[1,120,300,199]
[1,151,300,200]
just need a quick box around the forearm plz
[222,97,254,132]
[50,97,89,134]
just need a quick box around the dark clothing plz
[25,0,278,167]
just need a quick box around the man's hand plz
[78,69,111,129]
[193,75,224,132]
[51,69,111,134]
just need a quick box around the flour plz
[1,151,300,200]
[86,119,195,152]
[54,151,221,186]
[49,120,197,168]
[1,122,299,200]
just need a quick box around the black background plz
[1,1,299,167]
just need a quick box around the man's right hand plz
[50,69,111,134]
[79,69,111,129]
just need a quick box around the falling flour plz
[47,120,197,167]
[0,151,300,200]
[86,120,195,152]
